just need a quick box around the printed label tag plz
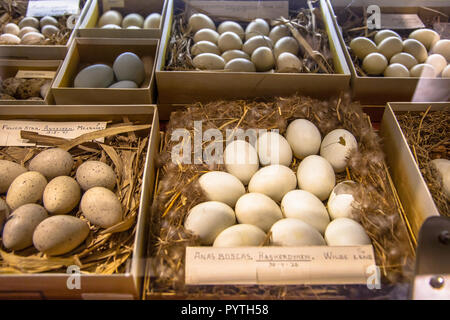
[26,0,80,17]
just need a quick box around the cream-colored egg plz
[245,18,270,40]
[377,36,403,60]
[101,24,121,29]
[221,49,250,62]
[193,53,225,70]
[350,37,378,60]
[76,160,116,191]
[281,190,330,234]
[98,10,122,27]
[0,160,27,193]
[43,176,81,215]
[297,155,335,201]
[0,33,21,44]
[286,119,321,159]
[327,181,358,220]
[248,165,296,202]
[218,21,244,39]
[18,26,38,38]
[270,218,326,246]
[33,215,90,256]
[143,13,161,29]
[39,16,58,28]
[213,224,266,247]
[184,201,236,245]
[431,39,450,62]
[320,128,358,173]
[426,54,447,75]
[442,65,450,78]
[273,36,299,58]
[410,63,436,78]
[403,39,428,63]
[430,159,450,199]
[6,172,47,210]
[29,148,73,181]
[277,52,302,73]
[122,13,144,28]
[384,63,410,77]
[18,17,39,29]
[21,32,45,44]
[218,31,243,52]
[251,46,275,72]
[374,29,401,45]
[188,13,216,32]
[224,58,255,72]
[390,52,418,70]
[269,25,290,45]
[42,25,59,37]
[325,218,371,246]
[224,140,259,185]
[3,23,20,36]
[198,171,246,207]
[362,52,388,75]
[257,131,292,166]
[409,28,440,50]
[194,28,219,44]
[80,187,122,228]
[235,193,283,232]
[2,204,48,251]
[242,35,273,56]
[191,41,221,56]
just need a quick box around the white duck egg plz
[3,23,20,36]
[224,140,259,185]
[245,18,270,40]
[320,128,358,173]
[188,13,216,33]
[101,24,121,29]
[325,218,371,246]
[297,155,335,201]
[442,65,450,78]
[270,218,326,246]
[20,32,44,44]
[213,224,266,247]
[98,10,122,27]
[285,119,321,159]
[257,131,292,166]
[0,33,21,44]
[198,171,246,207]
[39,16,58,28]
[248,165,297,202]
[194,28,219,44]
[18,26,38,39]
[327,181,359,220]
[18,17,39,29]
[42,25,59,37]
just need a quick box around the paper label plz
[26,0,80,17]
[103,0,125,11]
[185,246,376,285]
[186,0,289,20]
[381,14,425,30]
[0,121,107,147]
[15,70,56,79]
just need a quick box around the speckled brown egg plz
[43,176,81,214]
[76,161,116,191]
[6,171,47,210]
[16,79,46,99]
[80,187,122,228]
[1,77,25,97]
[29,148,74,181]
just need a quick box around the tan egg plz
[442,64,450,78]
[194,28,219,44]
[0,160,27,193]
[221,49,250,62]
[43,176,81,215]
[245,18,270,40]
[374,29,401,45]
[191,41,221,56]
[431,39,450,62]
[188,13,216,32]
[76,160,116,191]
[224,58,256,72]
[270,218,326,246]
[273,36,299,58]
[6,172,47,210]
[21,32,45,44]
[377,36,403,60]
[403,39,428,63]
[80,187,122,228]
[98,10,122,27]
[410,63,436,78]
[350,37,377,60]
[384,63,410,77]
[122,13,144,28]
[18,17,39,29]
[390,52,418,70]
[277,52,302,73]
[143,13,161,29]
[251,46,275,72]
[362,52,388,75]
[218,21,244,39]
[242,35,273,55]
[409,28,440,50]
[218,31,243,52]
[213,224,266,247]
[3,23,20,36]
[39,16,58,28]
[269,25,290,45]
[29,148,74,181]
[19,26,39,38]
[0,33,20,44]
[193,53,225,70]
[425,54,447,75]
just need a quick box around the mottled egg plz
[43,176,81,215]
[6,171,47,210]
[0,160,27,193]
[29,148,73,181]
[76,160,116,191]
[80,187,122,228]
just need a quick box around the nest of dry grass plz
[146,94,415,299]
[165,1,334,73]
[0,122,150,274]
[395,107,449,217]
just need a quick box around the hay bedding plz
[147,94,415,299]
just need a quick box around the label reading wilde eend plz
[26,0,80,17]
[185,245,376,285]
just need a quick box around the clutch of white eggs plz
[97,10,161,30]
[350,28,450,78]
[185,119,372,248]
[0,16,61,45]
[187,13,303,73]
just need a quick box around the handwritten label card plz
[186,0,289,21]
[186,246,376,285]
[0,121,107,147]
[26,0,80,17]
[381,14,425,30]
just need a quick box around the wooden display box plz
[51,38,158,105]
[0,105,160,299]
[156,0,351,105]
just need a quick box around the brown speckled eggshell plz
[5,171,47,210]
[76,161,116,191]
[43,176,81,214]
[80,187,122,228]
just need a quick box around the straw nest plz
[396,107,450,217]
[0,123,150,274]
[0,0,87,46]
[165,1,334,74]
[146,94,415,299]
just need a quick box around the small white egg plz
[403,39,428,63]
[188,13,216,32]
[198,171,246,207]
[184,201,236,245]
[374,29,401,45]
[285,119,321,159]
[297,155,335,201]
[327,181,358,220]
[194,28,219,44]
[251,46,275,72]
[235,193,283,232]
[122,13,144,28]
[18,17,39,29]
[281,190,330,234]
[409,28,440,50]
[218,21,244,39]
[224,58,255,72]
[410,63,436,78]
[377,36,403,60]
[98,10,123,27]
[325,218,371,246]
[269,25,290,45]
[193,53,225,70]
[224,140,259,185]
[257,131,292,166]
[426,54,447,75]
[320,128,358,173]
[277,52,302,73]
[390,52,418,70]
[144,13,161,29]
[350,37,378,60]
[384,63,410,77]
[431,39,450,62]
[0,33,21,44]
[245,18,270,40]
[248,165,297,202]
[3,23,20,36]
[273,36,299,58]
[191,41,221,56]
[242,35,273,56]
[221,50,250,62]
[218,31,243,52]
[213,224,266,247]
[362,52,388,75]
[442,64,450,78]
[270,218,326,246]
[39,16,58,28]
